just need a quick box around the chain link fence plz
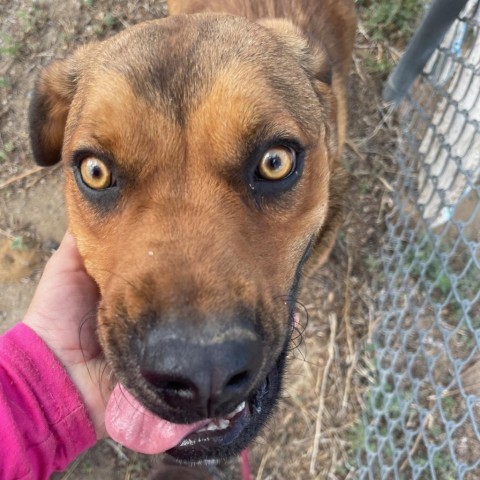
[359,1,480,478]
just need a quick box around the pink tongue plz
[105,384,209,454]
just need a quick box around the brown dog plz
[29,0,356,463]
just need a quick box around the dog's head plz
[29,13,345,462]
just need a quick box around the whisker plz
[95,267,144,296]
[78,311,100,379]
[98,362,113,406]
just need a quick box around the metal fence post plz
[383,0,470,104]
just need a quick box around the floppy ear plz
[29,54,82,166]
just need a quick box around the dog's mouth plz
[105,349,285,463]
[168,369,277,462]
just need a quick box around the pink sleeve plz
[0,323,96,480]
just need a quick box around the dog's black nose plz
[139,321,262,418]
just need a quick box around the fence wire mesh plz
[358,1,480,479]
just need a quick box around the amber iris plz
[80,157,112,190]
[258,146,296,181]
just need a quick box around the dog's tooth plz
[197,423,213,433]
[227,401,246,419]
[197,418,231,433]
[194,402,247,435]
[180,437,196,446]
[211,419,229,431]
[217,419,230,430]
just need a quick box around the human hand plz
[23,232,110,439]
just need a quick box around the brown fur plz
[29,0,356,460]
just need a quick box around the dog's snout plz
[140,321,263,418]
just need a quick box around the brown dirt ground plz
[0,2,395,479]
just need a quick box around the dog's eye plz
[80,157,112,190]
[257,147,296,181]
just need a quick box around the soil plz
[0,2,393,479]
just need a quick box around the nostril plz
[163,380,193,398]
[142,371,196,400]
[225,370,250,390]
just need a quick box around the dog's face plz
[30,13,341,462]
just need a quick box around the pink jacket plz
[0,323,96,479]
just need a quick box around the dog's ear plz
[258,18,333,87]
[259,19,340,162]
[29,50,85,166]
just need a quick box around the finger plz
[43,231,87,278]
[26,231,99,327]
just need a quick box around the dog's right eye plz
[246,139,304,198]
[257,146,296,181]
[80,157,112,190]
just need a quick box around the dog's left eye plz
[257,147,296,181]
[80,157,112,190]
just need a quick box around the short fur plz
[29,0,356,462]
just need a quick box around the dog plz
[28,0,356,464]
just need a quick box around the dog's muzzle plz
[139,319,263,421]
